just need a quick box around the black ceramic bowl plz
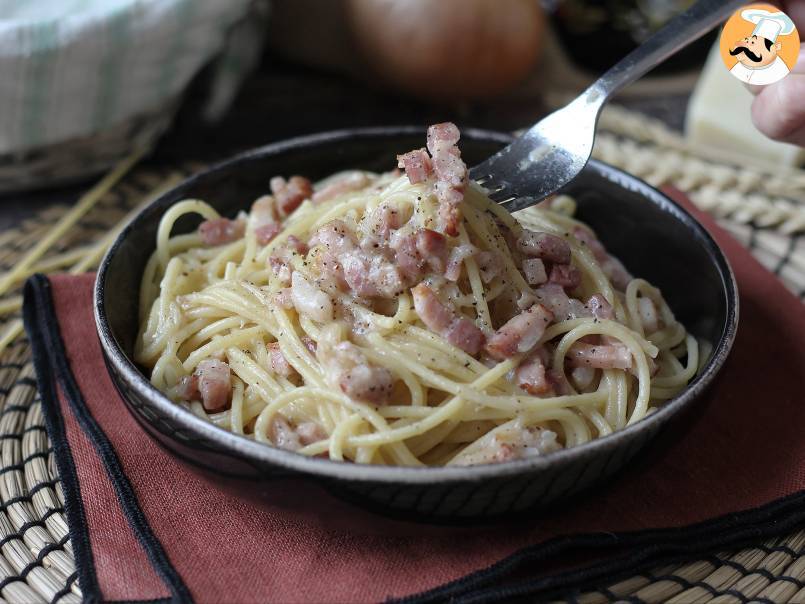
[95,127,738,522]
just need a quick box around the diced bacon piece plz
[416,229,448,273]
[273,288,294,309]
[291,272,333,322]
[515,347,553,396]
[255,222,282,246]
[412,283,484,355]
[342,252,407,298]
[427,122,461,154]
[522,258,548,285]
[425,123,467,237]
[367,202,404,243]
[312,171,371,204]
[194,359,231,412]
[297,421,326,445]
[310,220,358,255]
[517,230,571,264]
[269,417,324,452]
[267,342,295,378]
[177,374,199,401]
[573,227,632,291]
[270,416,302,451]
[586,294,614,320]
[534,283,571,320]
[450,420,561,466]
[412,283,453,332]
[549,263,582,291]
[476,251,502,283]
[393,234,422,281]
[436,182,464,237]
[286,235,308,255]
[397,148,433,184]
[198,218,245,246]
[250,195,279,229]
[444,317,486,356]
[567,342,632,370]
[637,297,660,333]
[445,244,477,281]
[485,304,554,360]
[431,147,466,187]
[547,368,573,395]
[317,326,396,405]
[339,365,395,404]
[270,175,313,216]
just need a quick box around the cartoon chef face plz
[730,34,781,68]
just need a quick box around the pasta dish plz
[136,124,698,467]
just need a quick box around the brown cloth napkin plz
[22,190,805,604]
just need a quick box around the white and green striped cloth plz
[0,0,259,155]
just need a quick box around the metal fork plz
[471,0,747,211]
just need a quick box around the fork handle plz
[587,0,747,103]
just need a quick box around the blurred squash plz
[346,0,545,101]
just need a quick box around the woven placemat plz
[0,109,802,603]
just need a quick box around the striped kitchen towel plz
[0,0,261,155]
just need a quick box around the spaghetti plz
[136,124,698,467]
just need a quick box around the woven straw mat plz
[0,108,803,603]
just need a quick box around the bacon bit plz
[342,252,406,298]
[270,417,327,451]
[291,272,334,322]
[339,365,395,404]
[250,194,279,224]
[369,202,404,243]
[287,235,308,255]
[445,244,477,281]
[485,304,554,360]
[397,148,433,184]
[312,171,371,204]
[517,230,571,264]
[585,294,614,320]
[194,359,231,412]
[412,283,485,355]
[393,234,422,281]
[267,342,295,378]
[476,251,502,283]
[416,229,448,273]
[177,374,199,401]
[515,347,553,395]
[255,222,282,246]
[547,368,573,396]
[427,123,467,237]
[534,283,571,320]
[198,218,245,246]
[450,420,562,466]
[310,220,358,254]
[567,342,632,370]
[573,227,632,290]
[549,263,582,291]
[522,258,548,286]
[270,175,313,216]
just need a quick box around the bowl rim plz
[94,125,739,484]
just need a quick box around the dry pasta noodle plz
[136,123,698,467]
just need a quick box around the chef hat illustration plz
[741,8,796,42]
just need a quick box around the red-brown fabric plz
[46,191,805,603]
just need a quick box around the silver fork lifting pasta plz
[135,123,698,467]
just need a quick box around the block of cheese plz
[685,43,805,168]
